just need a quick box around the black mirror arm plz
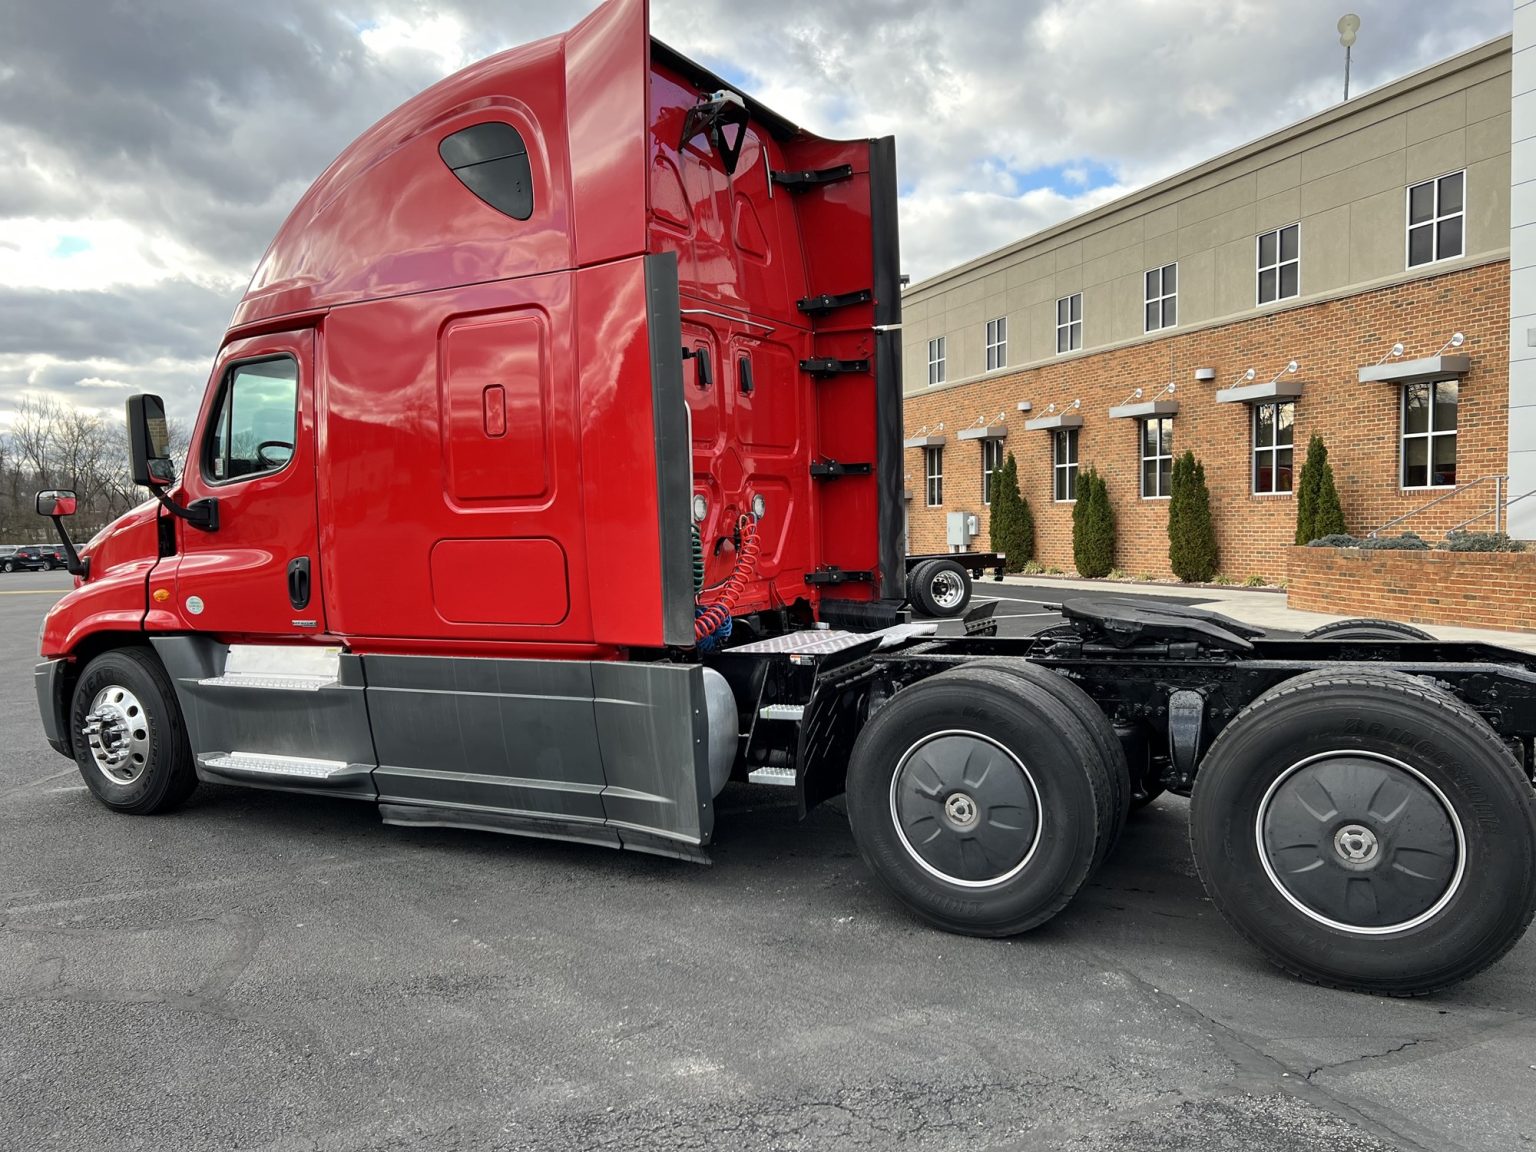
[149,489,219,532]
[45,516,89,579]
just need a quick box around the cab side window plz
[206,357,299,482]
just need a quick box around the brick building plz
[900,36,1517,580]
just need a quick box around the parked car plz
[0,546,17,573]
[6,545,59,572]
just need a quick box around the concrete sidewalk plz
[996,573,1536,654]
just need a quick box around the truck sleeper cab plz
[33,0,1536,995]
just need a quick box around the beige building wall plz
[904,36,1512,395]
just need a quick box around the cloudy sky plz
[0,0,1513,427]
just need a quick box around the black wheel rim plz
[889,730,1040,887]
[1257,750,1465,934]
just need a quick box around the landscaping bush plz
[988,451,1035,571]
[1071,467,1116,578]
[1363,533,1430,551]
[1442,531,1527,553]
[1307,532,1429,551]
[1167,451,1218,582]
[1295,434,1346,545]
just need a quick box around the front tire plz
[847,667,1109,937]
[69,648,197,815]
[1190,669,1536,995]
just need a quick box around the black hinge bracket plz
[772,164,854,190]
[800,357,870,376]
[805,567,874,586]
[810,459,872,478]
[797,289,872,315]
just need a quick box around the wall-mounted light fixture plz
[1193,368,1217,382]
[1265,360,1299,387]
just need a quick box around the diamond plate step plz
[201,752,351,779]
[758,704,805,721]
[197,673,336,691]
[747,766,796,786]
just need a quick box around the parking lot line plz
[0,590,63,596]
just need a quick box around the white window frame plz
[925,445,944,506]
[1256,223,1300,306]
[1139,417,1173,499]
[1144,263,1177,333]
[1052,428,1078,503]
[1055,293,1082,354]
[927,337,946,386]
[981,437,1004,505]
[985,317,1007,372]
[1401,380,1458,491]
[1252,400,1295,496]
[1406,171,1465,269]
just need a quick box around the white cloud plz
[0,218,238,293]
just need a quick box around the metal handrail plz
[1368,474,1503,537]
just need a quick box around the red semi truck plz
[32,0,1536,994]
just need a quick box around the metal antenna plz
[1338,14,1360,101]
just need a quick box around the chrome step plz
[758,704,805,721]
[198,644,341,692]
[201,752,351,779]
[748,766,796,787]
[198,673,336,691]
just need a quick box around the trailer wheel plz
[910,558,973,618]
[68,648,198,815]
[1304,619,1435,642]
[846,666,1108,936]
[959,658,1129,862]
[1190,669,1536,995]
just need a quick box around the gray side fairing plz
[151,636,378,800]
[363,656,718,851]
[151,635,720,854]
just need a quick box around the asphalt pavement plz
[1,570,1533,1151]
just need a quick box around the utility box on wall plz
[946,511,978,550]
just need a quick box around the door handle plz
[287,557,311,611]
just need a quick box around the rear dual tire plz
[846,667,1111,937]
[909,559,973,618]
[1190,669,1536,995]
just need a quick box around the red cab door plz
[170,330,324,638]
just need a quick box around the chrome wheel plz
[890,730,1041,888]
[930,568,967,611]
[81,683,152,786]
[1256,750,1465,935]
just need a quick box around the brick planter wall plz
[1287,546,1536,632]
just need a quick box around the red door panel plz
[169,330,324,638]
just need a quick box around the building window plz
[1055,294,1082,353]
[927,337,946,386]
[981,438,1004,505]
[985,317,1008,371]
[1140,417,1173,498]
[1402,380,1458,489]
[1253,400,1295,494]
[1053,428,1079,502]
[1407,172,1464,268]
[1257,224,1299,305]
[1144,264,1177,332]
[925,445,944,506]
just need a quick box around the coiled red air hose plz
[694,515,760,643]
